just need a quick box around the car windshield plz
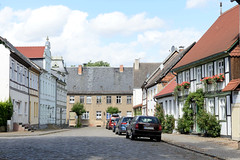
[138,117,158,123]
[122,117,133,122]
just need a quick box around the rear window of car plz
[138,117,159,124]
[122,117,133,122]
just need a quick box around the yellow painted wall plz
[232,103,240,141]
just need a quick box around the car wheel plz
[156,136,161,142]
[130,131,135,140]
[126,132,129,139]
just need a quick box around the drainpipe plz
[145,88,148,116]
[28,69,30,125]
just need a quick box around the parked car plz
[126,116,162,142]
[112,118,120,132]
[106,120,110,129]
[108,114,120,130]
[115,116,133,135]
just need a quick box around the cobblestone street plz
[0,127,215,160]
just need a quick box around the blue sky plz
[0,0,237,67]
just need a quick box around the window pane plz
[127,96,132,104]
[107,96,111,104]
[97,96,101,104]
[86,96,92,104]
[116,96,121,104]
[80,96,84,104]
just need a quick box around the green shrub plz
[177,104,194,134]
[155,104,165,128]
[0,98,13,127]
[197,109,221,137]
[164,115,175,133]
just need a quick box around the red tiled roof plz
[154,77,176,98]
[222,79,240,92]
[15,46,45,58]
[230,45,240,57]
[133,103,142,109]
[174,5,239,69]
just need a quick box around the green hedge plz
[0,98,13,126]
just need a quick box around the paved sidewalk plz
[0,128,70,137]
[162,133,240,160]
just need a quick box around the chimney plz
[134,59,140,70]
[220,2,222,16]
[179,46,184,52]
[78,65,82,75]
[120,65,124,72]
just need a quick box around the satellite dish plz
[171,46,176,53]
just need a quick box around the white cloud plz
[1,5,202,67]
[186,0,210,8]
[90,12,165,36]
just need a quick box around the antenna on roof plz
[220,2,222,16]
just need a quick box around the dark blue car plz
[115,116,133,135]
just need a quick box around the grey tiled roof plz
[133,63,161,88]
[67,67,133,95]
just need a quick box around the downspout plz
[55,78,58,125]
[145,88,148,116]
[38,72,42,128]
[28,69,30,125]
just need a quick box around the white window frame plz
[106,96,111,104]
[80,96,84,104]
[24,102,27,115]
[96,111,102,119]
[96,96,101,104]
[126,111,132,117]
[17,101,21,115]
[116,96,122,104]
[11,60,15,80]
[178,72,183,84]
[86,96,92,104]
[185,70,190,82]
[127,96,132,104]
[82,111,89,119]
[219,97,226,120]
[69,96,75,104]
[218,59,224,74]
[208,98,214,115]
[196,67,202,83]
[208,63,213,77]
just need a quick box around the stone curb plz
[162,139,225,160]
[0,129,71,137]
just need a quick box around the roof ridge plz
[15,46,45,48]
[220,5,238,17]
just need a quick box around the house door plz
[192,103,200,133]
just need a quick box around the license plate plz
[144,126,154,130]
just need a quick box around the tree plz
[85,60,110,67]
[106,106,119,115]
[71,102,86,127]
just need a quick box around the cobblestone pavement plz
[0,127,215,160]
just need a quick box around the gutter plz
[173,50,228,73]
